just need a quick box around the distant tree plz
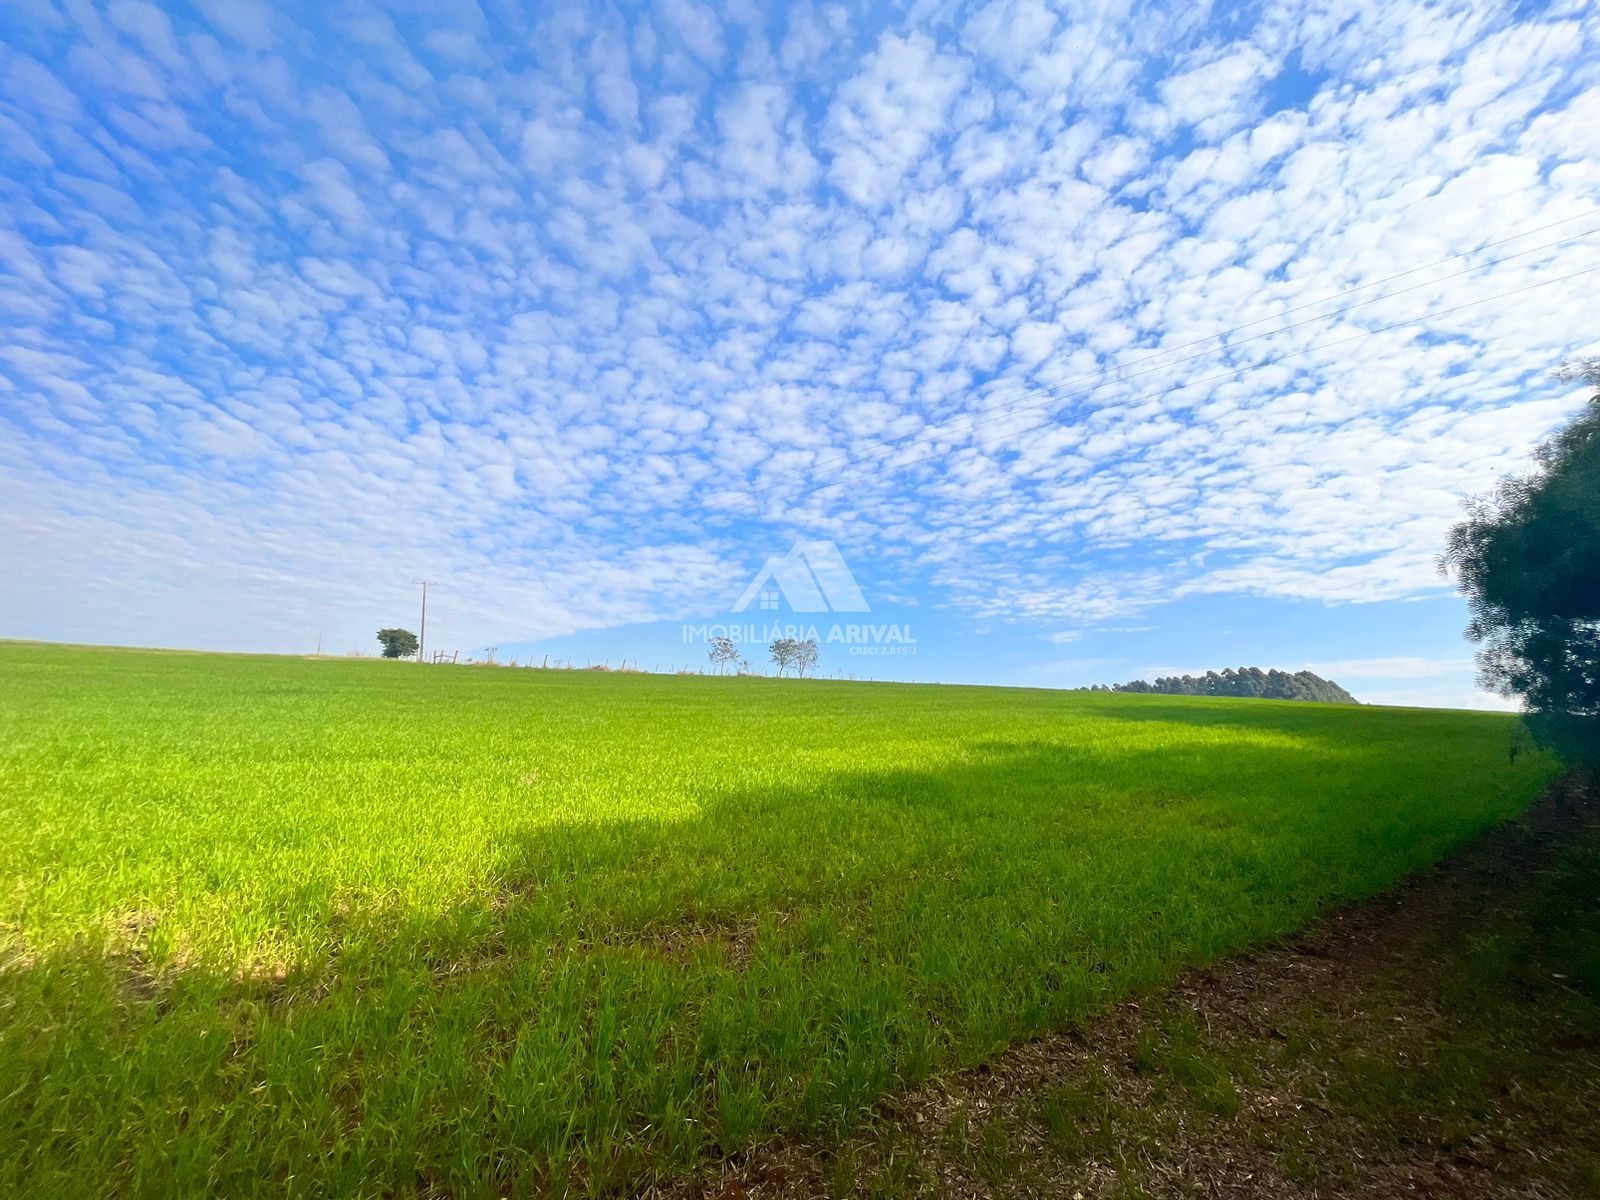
[376,628,418,659]
[794,638,820,678]
[707,636,740,675]
[1093,668,1356,703]
[1443,359,1600,761]
[769,637,799,677]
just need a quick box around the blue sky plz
[2,0,1598,708]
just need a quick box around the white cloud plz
[824,32,969,208]
[189,0,275,51]
[1305,656,1476,679]
[0,0,1597,670]
[655,0,724,67]
[1158,48,1272,140]
[1359,686,1519,712]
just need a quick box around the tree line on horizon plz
[1084,667,1358,704]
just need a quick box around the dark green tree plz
[1443,360,1600,761]
[376,628,419,659]
[1092,668,1356,703]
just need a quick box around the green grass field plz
[0,642,1557,1197]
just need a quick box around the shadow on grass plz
[0,729,1554,1198]
[1066,690,1522,736]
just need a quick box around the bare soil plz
[663,772,1600,1199]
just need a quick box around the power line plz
[824,262,1600,490]
[797,226,1599,487]
[652,262,1600,531]
[474,220,1599,681]
[703,212,1600,509]
[515,262,1592,679]
[558,222,1599,550]
[1079,206,1600,366]
[412,579,437,663]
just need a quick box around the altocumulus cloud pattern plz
[1,0,1598,658]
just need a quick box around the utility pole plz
[413,579,437,663]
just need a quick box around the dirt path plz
[669,773,1600,1199]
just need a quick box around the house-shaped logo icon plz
[731,540,871,613]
